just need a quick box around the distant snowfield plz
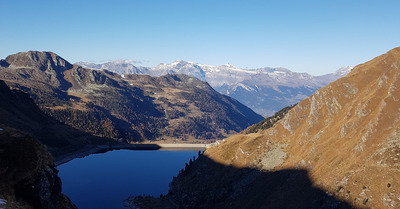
[76,60,352,116]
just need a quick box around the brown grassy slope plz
[205,47,400,208]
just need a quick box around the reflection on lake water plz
[58,150,198,209]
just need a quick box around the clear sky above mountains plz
[1,0,399,75]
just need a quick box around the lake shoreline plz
[55,143,209,166]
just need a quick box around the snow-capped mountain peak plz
[171,60,191,66]
[334,66,354,76]
[222,63,235,68]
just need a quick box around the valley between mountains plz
[1,48,400,209]
[0,51,262,208]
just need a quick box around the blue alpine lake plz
[57,149,198,209]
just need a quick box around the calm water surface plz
[58,150,198,209]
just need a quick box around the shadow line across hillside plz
[128,154,356,209]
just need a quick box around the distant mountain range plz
[76,60,353,116]
[0,51,262,142]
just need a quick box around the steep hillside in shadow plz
[0,51,263,142]
[128,154,354,209]
[0,80,83,208]
[0,80,115,160]
[134,48,400,208]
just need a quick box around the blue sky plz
[1,0,399,75]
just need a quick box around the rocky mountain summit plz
[132,48,400,208]
[0,51,263,142]
[77,60,352,116]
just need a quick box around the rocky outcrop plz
[0,130,76,209]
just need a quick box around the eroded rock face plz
[17,167,62,209]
